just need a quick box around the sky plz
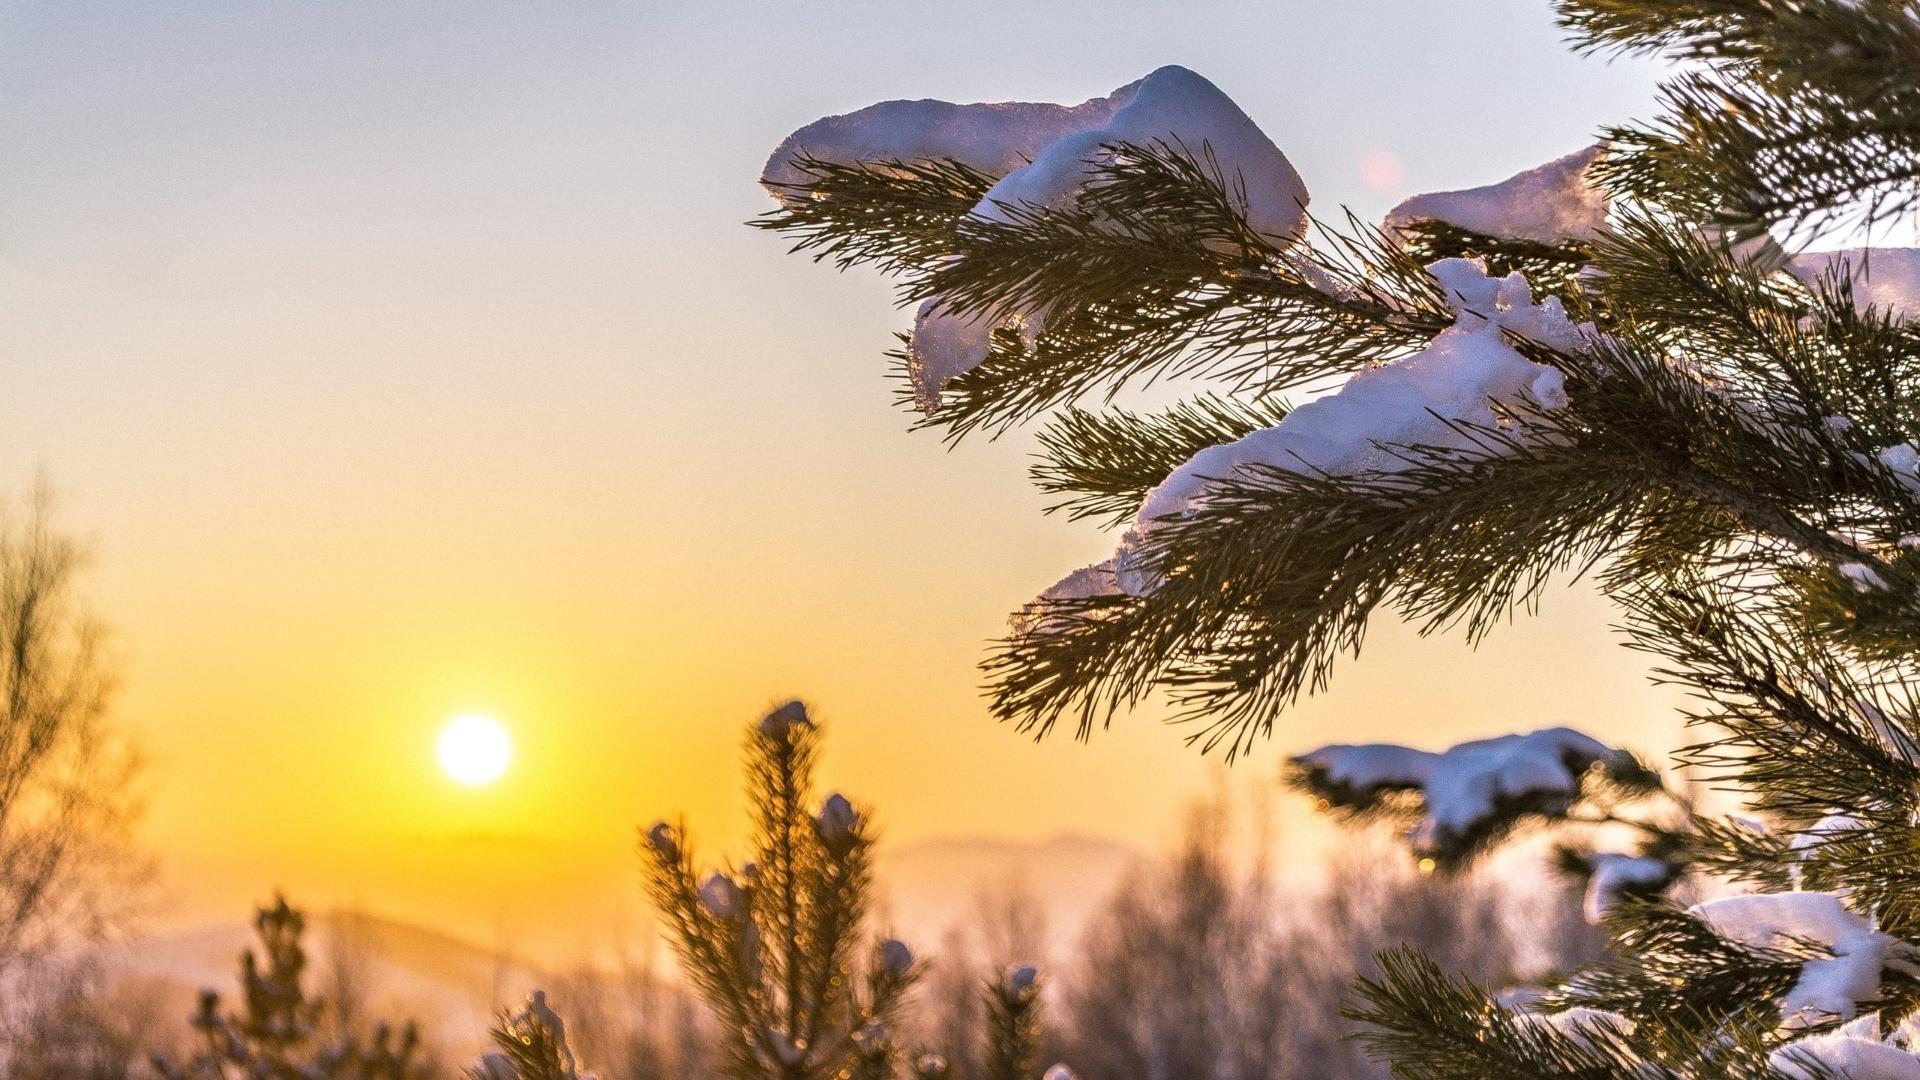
[0,1,1677,961]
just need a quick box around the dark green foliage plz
[759,142,1452,439]
[1031,394,1292,527]
[1547,900,1826,1039]
[151,895,432,1080]
[1342,947,1798,1080]
[755,155,998,277]
[1393,219,1593,297]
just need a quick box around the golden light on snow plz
[438,714,512,786]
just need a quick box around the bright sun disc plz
[438,714,511,786]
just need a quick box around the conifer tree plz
[471,703,1068,1080]
[152,895,431,1080]
[639,701,918,1080]
[756,3,1920,1076]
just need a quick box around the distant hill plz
[114,908,548,1061]
[113,833,1145,1061]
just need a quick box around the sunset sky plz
[0,2,1677,960]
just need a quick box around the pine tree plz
[471,703,1068,1080]
[637,701,918,1080]
[151,895,432,1080]
[756,3,1920,1076]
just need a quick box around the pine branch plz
[983,968,1043,1080]
[991,427,1655,757]
[1347,947,1696,1080]
[912,209,1444,440]
[764,140,1452,441]
[753,155,998,276]
[1031,395,1292,526]
[1544,901,1811,1038]
[1394,219,1594,295]
[1620,578,1920,827]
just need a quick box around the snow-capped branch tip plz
[699,872,742,920]
[1003,963,1040,1004]
[759,698,813,741]
[474,989,595,1080]
[644,821,679,862]
[880,937,914,979]
[815,792,861,853]
[763,65,1306,240]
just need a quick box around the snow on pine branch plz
[1772,1015,1920,1080]
[1386,145,1611,247]
[1583,852,1674,924]
[1290,725,1628,863]
[763,65,1309,410]
[1013,256,1587,610]
[1688,891,1907,1028]
[763,92,1134,199]
[1515,1006,1635,1052]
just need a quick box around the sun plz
[438,714,512,786]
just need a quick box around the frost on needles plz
[756,2,1920,1076]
